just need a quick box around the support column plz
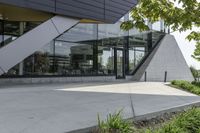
[134,47,136,67]
[93,24,98,74]
[147,32,153,53]
[124,13,129,75]
[0,20,4,47]
[19,22,24,75]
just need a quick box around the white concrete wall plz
[140,34,194,82]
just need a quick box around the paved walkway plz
[0,82,200,133]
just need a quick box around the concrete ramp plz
[136,35,194,82]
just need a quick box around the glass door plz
[115,48,125,79]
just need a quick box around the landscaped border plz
[171,80,200,95]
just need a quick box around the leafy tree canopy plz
[121,0,200,60]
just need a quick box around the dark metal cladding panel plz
[105,0,137,22]
[56,0,105,21]
[0,0,25,5]
[26,0,55,12]
[0,0,137,23]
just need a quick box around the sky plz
[172,31,200,69]
[170,0,200,69]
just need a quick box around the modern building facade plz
[0,0,194,83]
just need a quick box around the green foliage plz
[192,81,200,87]
[190,66,200,81]
[97,110,135,133]
[187,31,200,42]
[171,80,200,95]
[96,108,200,133]
[121,0,200,32]
[150,108,200,133]
[188,32,200,60]
[121,0,200,60]
[192,42,200,61]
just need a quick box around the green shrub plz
[96,108,200,133]
[97,110,135,133]
[192,81,200,87]
[153,108,200,133]
[171,80,200,95]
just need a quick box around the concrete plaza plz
[0,82,200,133]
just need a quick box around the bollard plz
[164,71,167,82]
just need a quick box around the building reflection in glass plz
[54,41,94,75]
[98,44,114,75]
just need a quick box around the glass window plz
[1,21,40,48]
[98,22,126,40]
[57,24,97,42]
[128,32,148,74]
[1,21,20,75]
[54,23,97,76]
[1,17,167,77]
[97,22,127,75]
[129,47,145,74]
[0,21,19,48]
[23,22,41,33]
[2,23,98,76]
[98,41,114,75]
[23,41,54,75]
[4,21,20,36]
[54,41,94,75]
[6,65,19,76]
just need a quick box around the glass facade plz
[98,42,115,75]
[0,21,40,48]
[0,21,41,76]
[129,47,145,74]
[23,41,54,75]
[0,18,166,78]
[54,41,94,75]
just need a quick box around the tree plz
[121,0,200,60]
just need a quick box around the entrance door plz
[115,48,125,79]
